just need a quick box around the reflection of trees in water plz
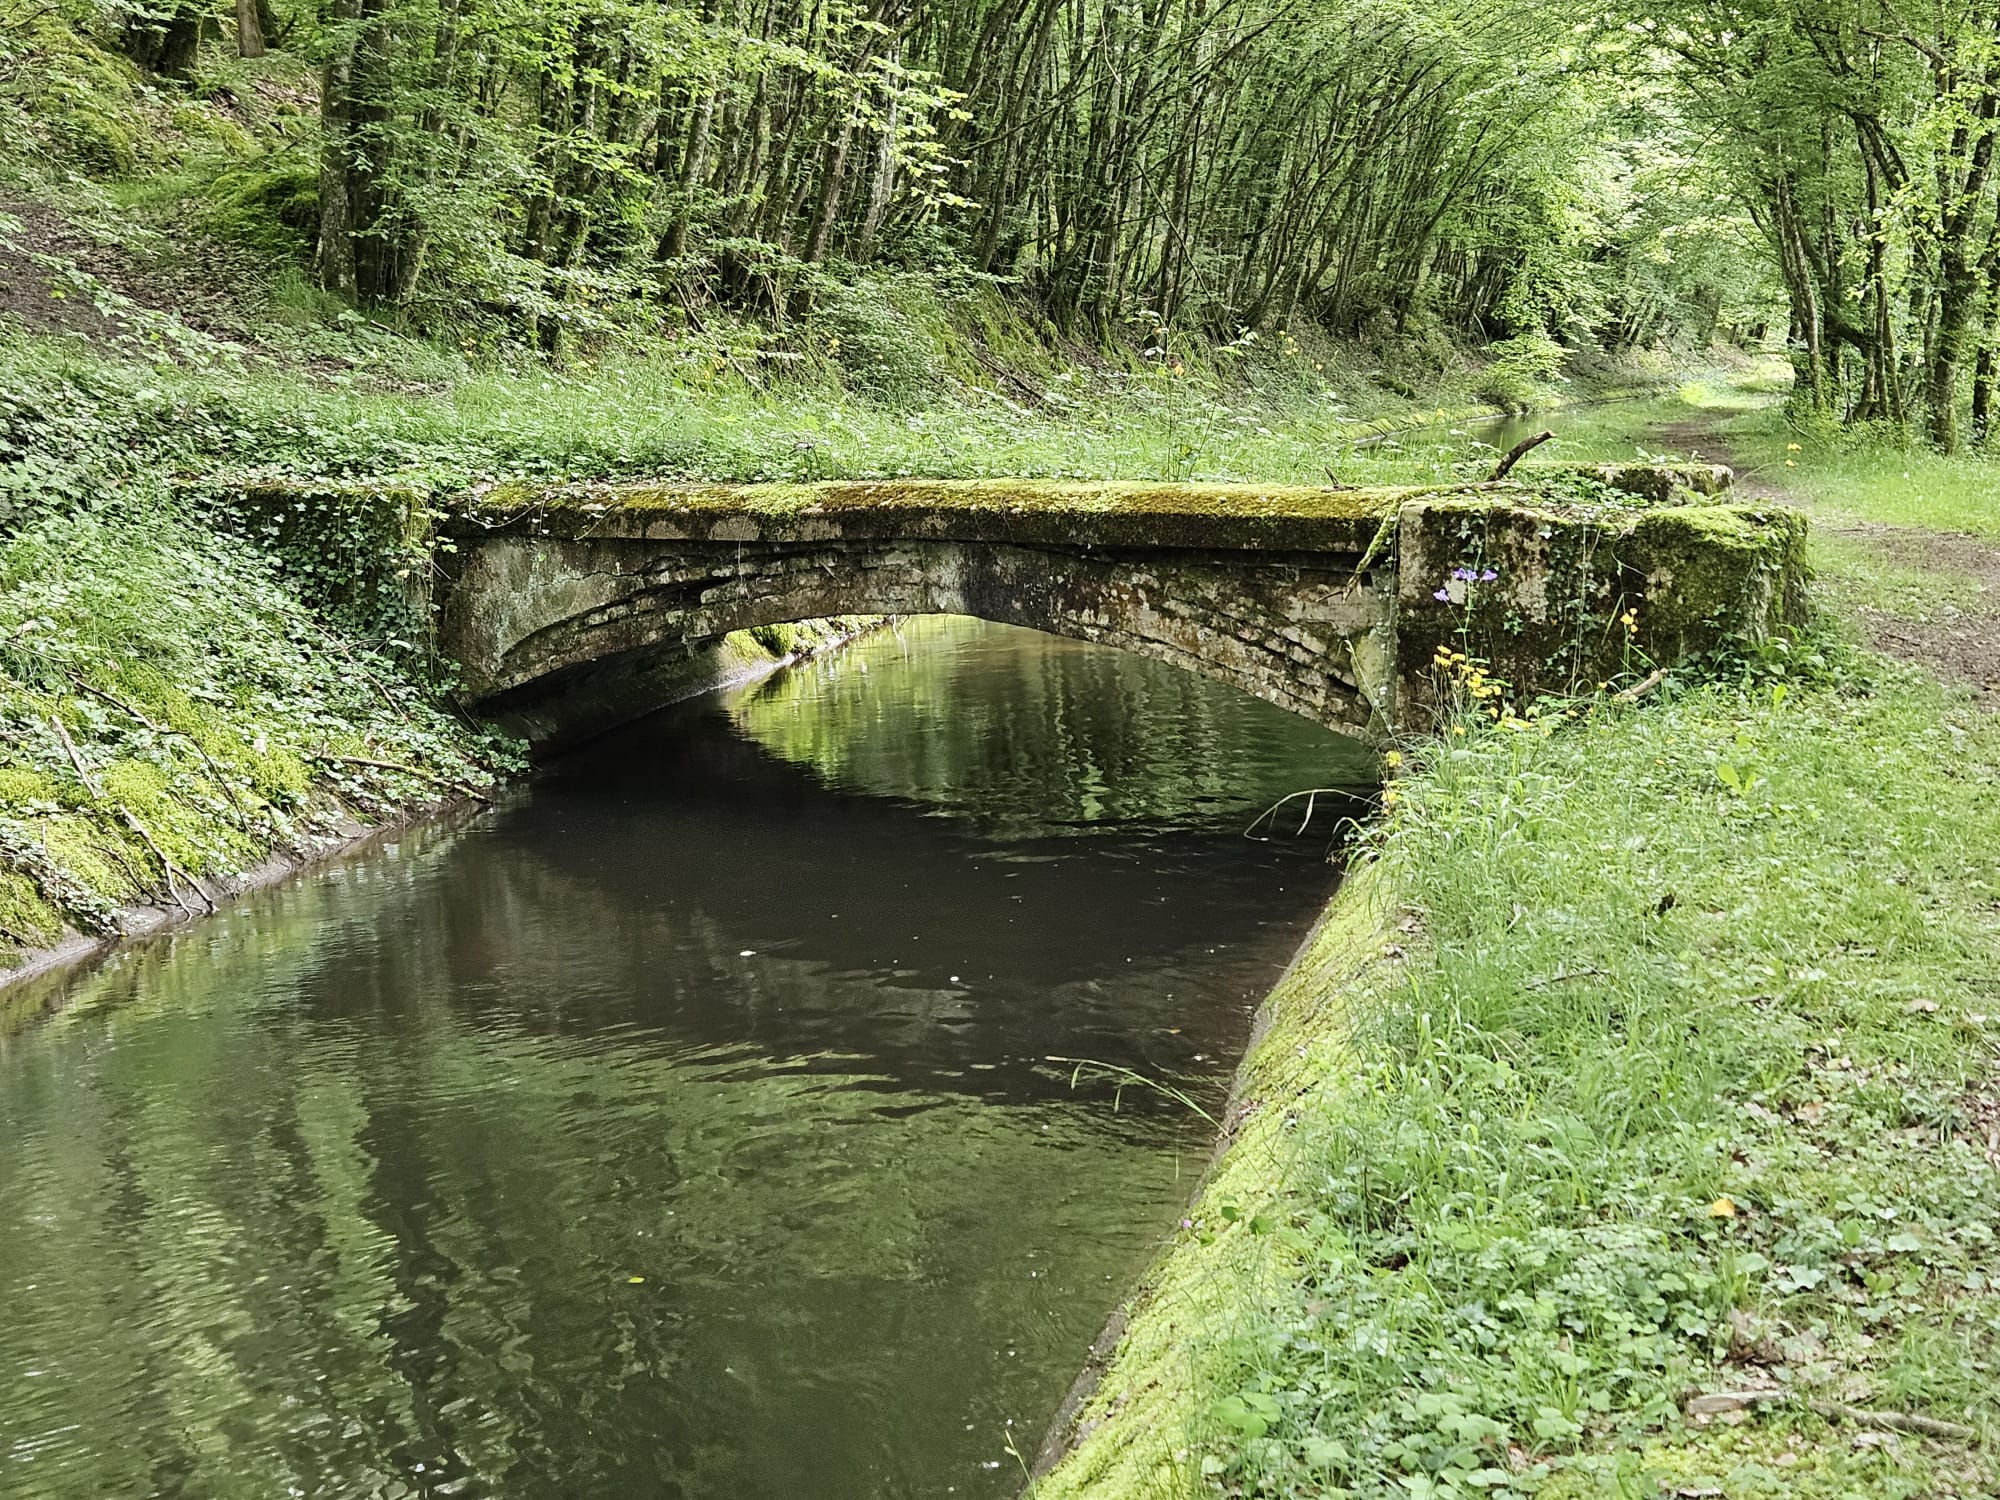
[0,834,1198,1500]
[430,767,1277,1113]
[730,617,1375,837]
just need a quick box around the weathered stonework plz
[1393,496,1811,715]
[209,468,1801,746]
[440,530,1399,740]
[421,469,1805,744]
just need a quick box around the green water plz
[0,617,1373,1499]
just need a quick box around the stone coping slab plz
[446,463,1735,552]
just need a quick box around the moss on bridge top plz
[463,476,1402,549]
[454,463,1733,552]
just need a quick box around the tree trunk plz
[123,3,204,78]
[235,0,266,58]
[1973,341,1997,448]
[315,0,360,297]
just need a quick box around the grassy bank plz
[1040,657,2000,1498]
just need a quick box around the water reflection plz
[0,617,1364,1500]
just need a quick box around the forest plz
[12,0,2000,450]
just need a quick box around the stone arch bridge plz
[422,468,1803,748]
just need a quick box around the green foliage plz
[0,335,512,956]
[0,495,506,940]
[1638,0,2000,449]
[196,159,321,265]
[1473,334,1570,415]
[1047,661,2000,1499]
[4,0,1788,361]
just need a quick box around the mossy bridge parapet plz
[211,465,1808,746]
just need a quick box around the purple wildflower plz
[1480,568,1499,582]
[1434,588,1451,602]
[1451,567,1477,582]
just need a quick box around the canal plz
[0,616,1373,1499]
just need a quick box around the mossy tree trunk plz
[121,1,205,78]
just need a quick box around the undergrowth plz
[0,331,1720,504]
[0,497,510,950]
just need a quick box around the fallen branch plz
[1488,428,1555,481]
[313,753,492,804]
[1614,667,1668,703]
[66,674,251,818]
[1521,965,1609,991]
[303,621,420,729]
[1686,1390,1977,1442]
[676,289,764,390]
[1685,1390,1787,1415]
[119,805,211,916]
[1808,1400,1977,1441]
[47,714,104,800]
[968,346,1045,405]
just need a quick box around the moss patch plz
[0,869,63,949]
[468,476,1414,532]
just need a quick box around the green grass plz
[1044,659,2000,1499]
[1546,385,2000,539]
[0,320,1728,495]
[1806,532,1989,623]
[1724,415,2000,537]
[1490,368,2000,541]
[171,350,1530,488]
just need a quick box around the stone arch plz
[440,532,1396,748]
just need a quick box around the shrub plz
[812,274,937,407]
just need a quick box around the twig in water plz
[1044,1056,1217,1127]
[1488,428,1555,481]
[1245,786,1366,839]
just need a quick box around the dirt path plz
[0,190,265,345]
[1660,417,2000,707]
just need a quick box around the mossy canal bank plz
[1035,656,2000,1498]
